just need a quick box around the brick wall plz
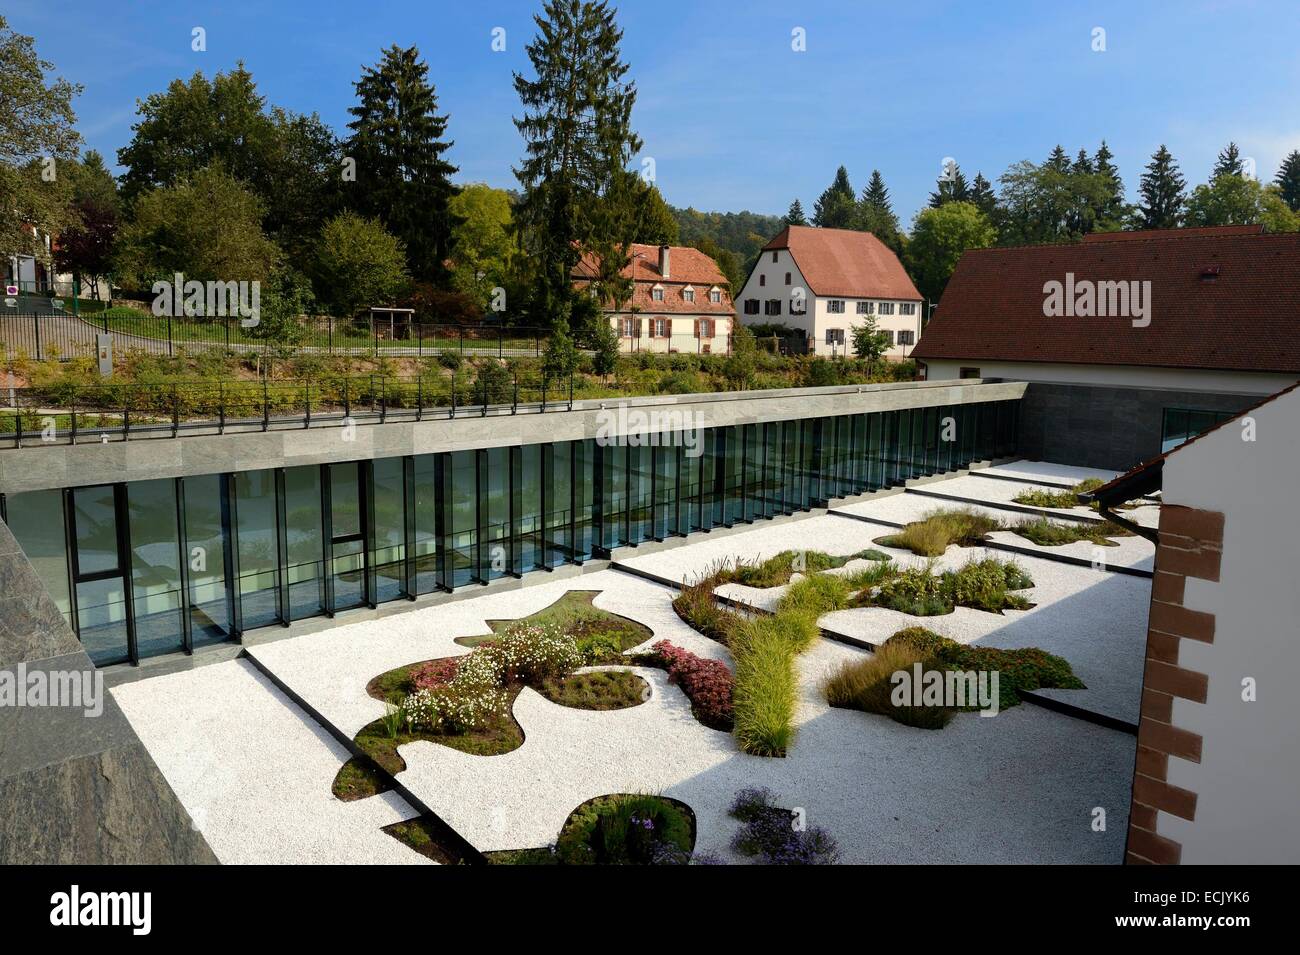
[1126,503,1224,865]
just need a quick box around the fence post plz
[512,372,518,414]
[370,311,376,358]
[541,376,547,412]
[329,315,334,355]
[344,378,350,420]
[417,377,423,421]
[498,327,503,359]
[262,377,269,431]
[70,386,77,445]
[219,381,225,434]
[568,374,573,411]
[172,384,179,437]
[481,376,487,417]
[167,315,174,357]
[451,379,457,418]
[225,317,230,351]
[33,315,41,360]
[380,377,387,424]
[304,381,311,429]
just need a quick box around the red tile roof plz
[761,225,922,300]
[911,227,1300,373]
[572,243,733,315]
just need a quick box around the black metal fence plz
[0,311,554,361]
[0,372,579,447]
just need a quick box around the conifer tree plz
[812,165,856,228]
[346,45,459,283]
[1274,150,1300,212]
[784,198,807,225]
[1135,145,1187,229]
[513,0,641,327]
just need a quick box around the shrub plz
[863,557,1034,616]
[888,627,1085,711]
[645,640,734,730]
[728,787,839,864]
[436,349,462,370]
[555,793,694,865]
[672,566,742,645]
[1012,478,1111,510]
[823,640,954,729]
[777,572,852,620]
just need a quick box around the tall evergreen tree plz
[784,198,807,225]
[513,0,641,327]
[346,45,459,283]
[856,170,901,249]
[1093,140,1128,227]
[929,163,970,207]
[1212,141,1244,179]
[1072,148,1094,175]
[1044,145,1072,173]
[812,165,856,228]
[1135,145,1187,229]
[1275,150,1300,212]
[968,172,996,217]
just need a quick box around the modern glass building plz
[0,399,1018,666]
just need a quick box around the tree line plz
[792,141,1300,302]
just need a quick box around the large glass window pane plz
[653,443,675,539]
[550,442,576,561]
[283,466,325,620]
[413,455,439,593]
[126,479,183,659]
[680,442,702,531]
[516,444,543,571]
[183,474,231,645]
[574,439,595,559]
[72,484,119,576]
[4,489,71,625]
[600,441,626,548]
[447,451,477,587]
[482,447,509,579]
[234,469,280,629]
[628,443,652,544]
[372,457,408,600]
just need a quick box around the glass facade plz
[0,399,1018,666]
[1160,407,1237,453]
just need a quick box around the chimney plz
[659,245,670,279]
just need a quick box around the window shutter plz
[634,317,642,338]
[693,318,700,338]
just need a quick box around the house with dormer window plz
[572,243,734,354]
[735,225,922,359]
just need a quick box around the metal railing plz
[0,311,555,361]
[0,372,578,447]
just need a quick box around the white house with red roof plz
[571,243,733,354]
[734,225,923,359]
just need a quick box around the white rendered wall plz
[1158,384,1300,863]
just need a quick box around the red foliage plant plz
[411,657,460,691]
[649,640,734,731]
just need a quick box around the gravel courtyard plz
[111,460,1145,865]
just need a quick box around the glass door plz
[69,484,132,666]
[326,462,367,612]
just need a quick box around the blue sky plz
[9,0,1300,224]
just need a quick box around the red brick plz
[1159,505,1225,544]
[1156,540,1222,582]
[1133,775,1198,821]
[1130,803,1158,830]
[1149,601,1216,643]
[1135,746,1168,780]
[1145,660,1210,703]
[1145,630,1181,665]
[1139,718,1203,763]
[1128,826,1182,865]
[1151,571,1186,604]
[1141,688,1174,722]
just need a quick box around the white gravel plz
[110,659,429,865]
[976,460,1120,485]
[832,491,1155,572]
[908,473,1160,529]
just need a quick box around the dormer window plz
[683,286,695,303]
[651,285,664,301]
[709,287,721,303]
